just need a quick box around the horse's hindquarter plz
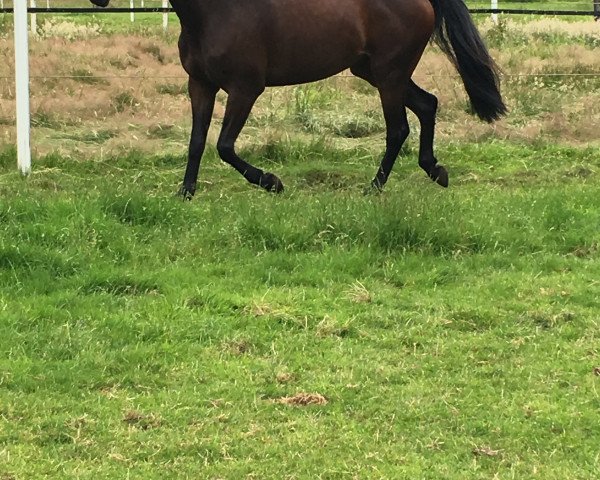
[264,0,435,85]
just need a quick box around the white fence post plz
[30,0,37,36]
[491,0,498,23]
[163,0,168,31]
[130,0,134,22]
[14,0,32,175]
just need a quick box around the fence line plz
[0,4,173,33]
[0,6,599,15]
[0,5,598,36]
[470,8,597,15]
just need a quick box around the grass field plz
[1,9,600,480]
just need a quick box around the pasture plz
[1,9,600,479]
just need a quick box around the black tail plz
[430,0,507,122]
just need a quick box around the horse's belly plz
[264,2,366,85]
[265,54,356,86]
[264,33,365,85]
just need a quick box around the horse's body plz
[176,0,433,87]
[91,0,506,197]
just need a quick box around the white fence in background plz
[10,1,171,174]
[30,0,36,35]
[25,1,171,35]
[14,0,31,175]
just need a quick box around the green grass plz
[1,139,599,479]
[1,6,599,478]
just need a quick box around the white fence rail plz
[17,1,172,36]
[13,0,31,175]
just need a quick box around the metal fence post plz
[491,0,498,23]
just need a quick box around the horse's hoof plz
[364,180,383,196]
[431,165,449,188]
[260,172,284,193]
[178,185,195,201]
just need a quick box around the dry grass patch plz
[316,315,356,338]
[346,281,372,303]
[223,338,253,356]
[472,445,502,457]
[244,299,309,329]
[275,371,296,384]
[275,392,328,407]
[122,410,161,430]
[1,18,600,157]
[245,300,279,318]
[493,18,600,38]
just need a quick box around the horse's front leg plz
[216,85,284,193]
[179,77,218,199]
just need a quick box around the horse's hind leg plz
[406,81,448,188]
[352,61,413,191]
[216,87,284,193]
[180,77,218,199]
[353,64,448,189]
[370,84,411,191]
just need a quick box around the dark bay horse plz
[91,0,506,197]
